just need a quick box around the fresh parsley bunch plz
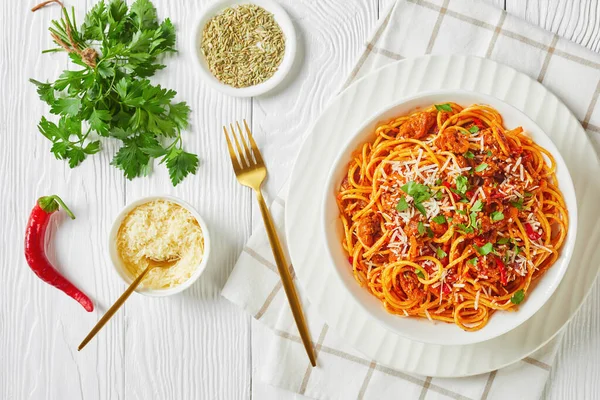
[30,0,198,186]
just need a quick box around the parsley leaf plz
[401,182,431,203]
[435,178,442,186]
[456,223,473,234]
[455,176,468,194]
[469,125,479,134]
[514,245,521,255]
[471,200,483,213]
[414,203,427,216]
[490,211,504,221]
[432,215,446,224]
[497,237,510,245]
[511,198,524,210]
[436,247,447,258]
[163,147,199,186]
[474,242,494,256]
[417,221,425,236]
[396,197,409,212]
[467,257,478,265]
[415,269,425,279]
[401,181,431,216]
[456,209,466,215]
[475,163,489,172]
[511,289,525,305]
[31,0,198,185]
[435,103,453,112]
[464,151,474,159]
[487,150,493,157]
[426,227,434,238]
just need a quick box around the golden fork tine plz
[223,126,242,172]
[230,123,248,168]
[236,121,254,165]
[243,120,264,166]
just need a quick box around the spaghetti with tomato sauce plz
[336,103,568,331]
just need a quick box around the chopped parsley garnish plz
[427,227,434,238]
[514,245,521,255]
[464,151,475,159]
[510,198,524,210]
[490,211,504,221]
[415,269,425,279]
[434,191,443,200]
[497,237,510,245]
[456,223,474,234]
[475,163,489,172]
[417,221,425,236]
[447,217,453,222]
[435,103,453,112]
[436,247,447,258]
[471,200,483,212]
[432,215,446,224]
[435,178,442,186]
[396,196,409,212]
[511,289,525,305]
[459,199,470,203]
[487,150,493,157]
[524,192,534,197]
[469,125,479,134]
[474,242,494,256]
[469,212,479,230]
[455,176,469,194]
[467,257,478,266]
[456,209,466,215]
[401,181,431,216]
[414,203,427,216]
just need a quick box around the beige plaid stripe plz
[272,328,551,399]
[357,361,377,400]
[485,11,506,58]
[538,34,560,82]
[582,79,600,130]
[299,324,329,394]
[406,0,600,69]
[341,6,395,91]
[480,370,497,400]
[425,0,450,54]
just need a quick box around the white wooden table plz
[2,0,598,399]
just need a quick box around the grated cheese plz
[116,200,205,289]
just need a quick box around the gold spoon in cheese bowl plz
[78,256,180,351]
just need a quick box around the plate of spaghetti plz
[323,91,577,345]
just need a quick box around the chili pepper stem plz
[38,195,76,219]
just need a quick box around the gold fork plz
[224,121,316,367]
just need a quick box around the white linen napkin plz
[222,0,600,399]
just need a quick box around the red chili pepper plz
[442,283,452,295]
[443,181,461,201]
[524,223,542,241]
[24,195,94,312]
[466,190,475,199]
[495,257,508,286]
[348,257,354,265]
[472,118,485,129]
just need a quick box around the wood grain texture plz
[1,0,598,399]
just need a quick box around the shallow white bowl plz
[192,0,297,98]
[108,195,210,297]
[322,90,577,346]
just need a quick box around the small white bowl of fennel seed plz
[193,0,296,97]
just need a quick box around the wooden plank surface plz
[0,0,598,399]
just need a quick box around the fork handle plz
[255,189,317,367]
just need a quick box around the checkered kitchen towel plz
[222,0,600,399]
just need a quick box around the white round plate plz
[192,0,297,98]
[322,90,578,346]
[285,55,600,377]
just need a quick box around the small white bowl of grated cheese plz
[108,196,210,297]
